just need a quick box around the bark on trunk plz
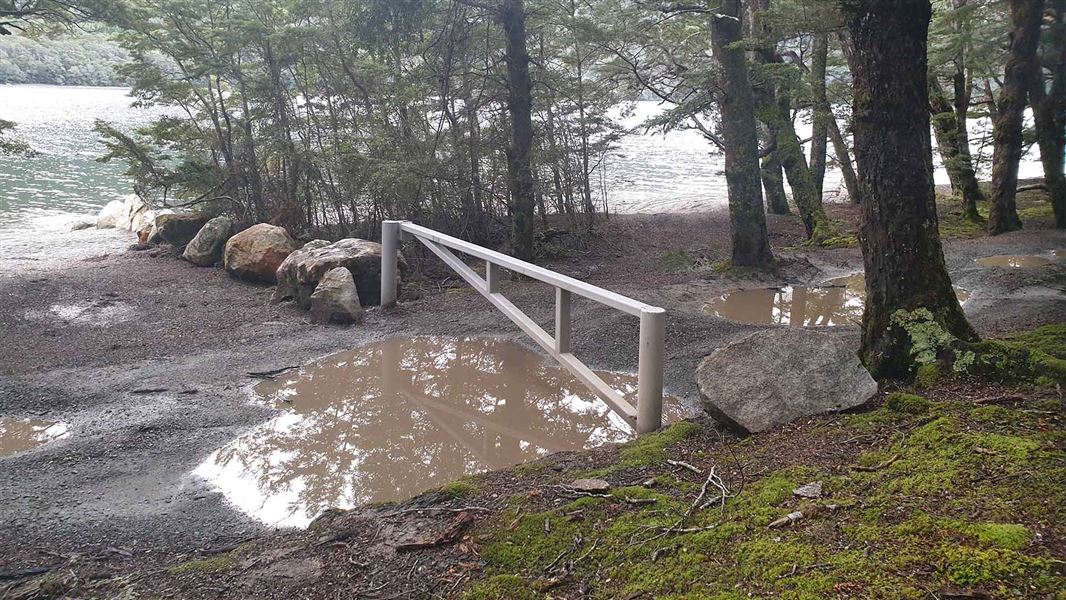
[498,0,536,262]
[826,114,861,204]
[809,33,830,199]
[988,0,1043,235]
[749,0,791,215]
[776,94,832,242]
[1030,0,1066,229]
[761,153,791,214]
[929,77,984,221]
[711,0,773,267]
[843,0,977,379]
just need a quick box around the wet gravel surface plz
[0,210,1063,572]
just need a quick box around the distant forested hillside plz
[0,30,127,86]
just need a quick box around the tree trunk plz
[760,153,791,214]
[1030,0,1066,229]
[711,0,773,267]
[776,94,833,242]
[749,0,790,215]
[929,77,984,221]
[988,0,1043,235]
[809,33,830,200]
[498,0,536,261]
[843,0,977,379]
[826,114,861,204]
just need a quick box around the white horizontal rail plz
[397,221,660,317]
[380,220,665,434]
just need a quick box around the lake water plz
[0,84,1045,268]
[0,85,166,269]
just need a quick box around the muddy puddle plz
[195,336,688,528]
[0,418,69,458]
[975,255,1053,268]
[704,274,970,326]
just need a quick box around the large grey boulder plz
[309,267,362,324]
[696,329,877,434]
[274,238,403,307]
[183,216,233,266]
[156,213,208,248]
[224,223,297,283]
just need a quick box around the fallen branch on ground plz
[851,454,900,472]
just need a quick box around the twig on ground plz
[851,453,900,472]
[246,365,299,379]
[666,459,702,475]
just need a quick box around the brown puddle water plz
[0,418,69,458]
[975,255,1053,268]
[704,274,970,326]
[195,337,689,527]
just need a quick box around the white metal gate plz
[380,220,665,434]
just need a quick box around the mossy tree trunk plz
[929,77,984,221]
[1030,0,1066,229]
[760,153,791,215]
[749,0,791,216]
[842,0,978,379]
[809,33,830,200]
[711,0,773,267]
[775,94,833,242]
[988,0,1043,235]
[498,0,536,262]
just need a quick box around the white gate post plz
[381,220,401,306]
[636,307,665,434]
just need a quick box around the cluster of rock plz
[88,199,401,326]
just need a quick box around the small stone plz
[569,478,610,493]
[793,481,823,499]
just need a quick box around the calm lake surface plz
[0,84,1044,268]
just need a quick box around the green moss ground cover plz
[463,386,1065,599]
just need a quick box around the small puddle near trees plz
[0,418,69,458]
[975,255,1053,268]
[195,336,688,528]
[704,274,971,326]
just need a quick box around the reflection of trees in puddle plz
[705,274,969,327]
[705,277,864,327]
[0,418,68,457]
[196,337,680,527]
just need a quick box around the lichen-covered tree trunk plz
[748,0,790,215]
[843,0,977,379]
[760,153,791,214]
[775,95,833,242]
[499,0,536,262]
[929,77,983,221]
[809,33,830,200]
[988,0,1043,235]
[1030,0,1066,229]
[711,0,773,267]
[827,115,861,204]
